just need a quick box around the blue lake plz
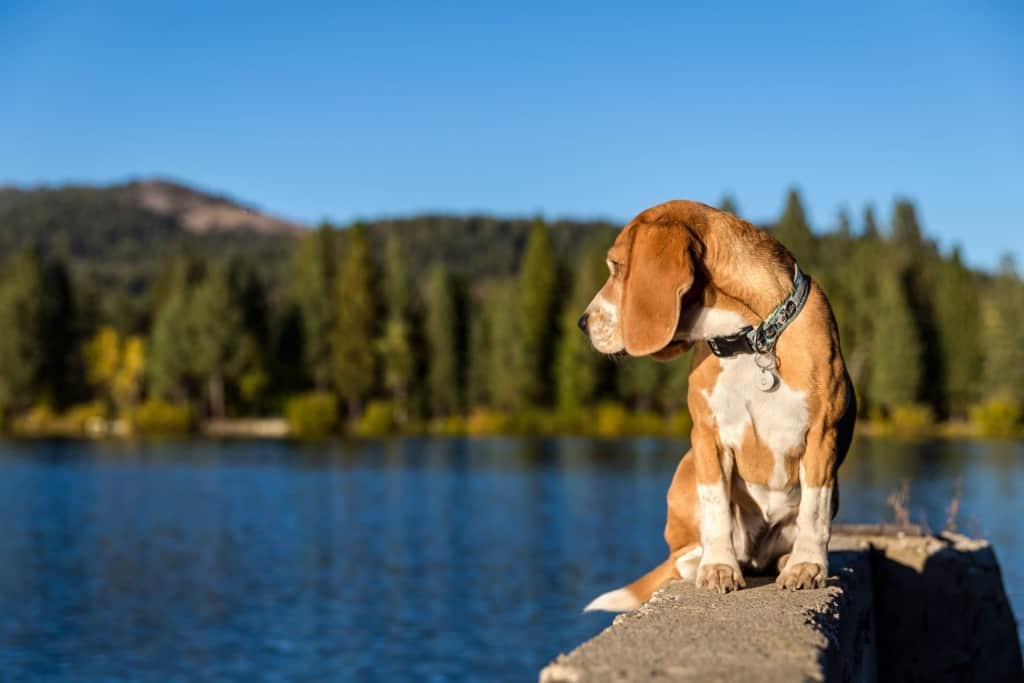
[0,437,1020,682]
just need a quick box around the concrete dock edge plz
[540,527,1022,682]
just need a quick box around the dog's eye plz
[607,260,622,275]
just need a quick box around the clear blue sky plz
[2,1,1021,269]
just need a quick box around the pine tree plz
[330,223,377,416]
[618,359,661,411]
[863,205,880,240]
[891,199,923,247]
[190,260,264,418]
[933,247,982,416]
[379,233,416,420]
[149,258,201,402]
[840,236,884,397]
[868,270,922,409]
[979,256,1024,403]
[555,243,608,412]
[774,188,815,265]
[292,224,337,390]
[815,209,861,367]
[466,296,491,408]
[270,304,307,395]
[0,250,48,411]
[486,280,522,411]
[888,200,943,412]
[836,208,852,238]
[425,264,459,416]
[383,232,411,323]
[517,219,559,407]
[718,195,740,217]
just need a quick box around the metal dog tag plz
[756,370,777,391]
[754,352,778,392]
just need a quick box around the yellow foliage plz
[594,403,628,437]
[114,335,146,409]
[465,408,513,435]
[969,396,1023,439]
[85,327,146,413]
[129,398,195,436]
[63,401,107,431]
[883,403,935,438]
[84,326,120,389]
[430,415,468,436]
[353,400,396,437]
[15,403,57,434]
[12,401,107,436]
[284,392,338,438]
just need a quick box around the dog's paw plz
[776,561,826,590]
[696,563,745,594]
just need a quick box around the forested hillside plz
[0,181,616,323]
[0,180,1021,438]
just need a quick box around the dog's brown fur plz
[582,200,855,608]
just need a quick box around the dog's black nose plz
[577,313,589,334]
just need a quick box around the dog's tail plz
[583,555,678,613]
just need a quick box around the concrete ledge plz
[540,527,1022,682]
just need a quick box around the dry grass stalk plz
[887,480,911,527]
[944,477,963,534]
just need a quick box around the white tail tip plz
[583,587,641,613]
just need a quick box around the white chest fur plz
[692,310,810,491]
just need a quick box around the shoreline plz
[3,417,1019,442]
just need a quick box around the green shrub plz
[517,409,562,435]
[884,402,935,438]
[429,414,468,435]
[129,398,195,436]
[969,396,1023,439]
[284,392,338,439]
[353,400,396,437]
[625,411,666,436]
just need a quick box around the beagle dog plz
[579,200,855,610]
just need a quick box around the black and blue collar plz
[706,264,811,358]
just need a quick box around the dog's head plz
[578,209,701,361]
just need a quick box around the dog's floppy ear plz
[621,223,695,356]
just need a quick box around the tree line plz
[0,189,1022,437]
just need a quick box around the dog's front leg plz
[778,425,835,590]
[692,426,745,593]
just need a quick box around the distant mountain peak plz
[118,178,305,235]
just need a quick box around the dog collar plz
[706,263,810,358]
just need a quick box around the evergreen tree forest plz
[1,189,1022,438]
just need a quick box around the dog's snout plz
[577,313,590,334]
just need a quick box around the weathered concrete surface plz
[540,528,1022,682]
[541,550,874,683]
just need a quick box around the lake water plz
[0,437,1020,682]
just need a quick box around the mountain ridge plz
[0,179,619,313]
